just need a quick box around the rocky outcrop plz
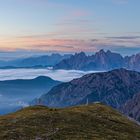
[121,92,140,122]
[125,53,140,71]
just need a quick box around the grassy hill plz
[0,104,140,140]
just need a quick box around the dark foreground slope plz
[0,104,140,140]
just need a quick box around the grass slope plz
[0,104,140,140]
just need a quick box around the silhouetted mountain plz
[34,69,140,109]
[0,53,71,68]
[121,92,140,122]
[1,104,140,139]
[54,50,125,70]
[0,76,61,114]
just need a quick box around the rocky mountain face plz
[34,69,140,109]
[121,92,140,122]
[1,104,140,140]
[89,50,125,70]
[54,50,140,71]
[53,52,89,70]
[54,50,125,70]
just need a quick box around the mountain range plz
[32,69,140,122]
[54,50,140,71]
[1,50,140,72]
[0,76,61,114]
[0,103,140,140]
[0,53,71,68]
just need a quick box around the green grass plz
[0,104,140,140]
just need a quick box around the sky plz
[0,0,140,59]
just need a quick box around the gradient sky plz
[0,0,140,59]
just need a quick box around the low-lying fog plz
[0,68,101,82]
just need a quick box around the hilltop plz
[0,104,140,140]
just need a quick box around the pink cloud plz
[0,33,140,53]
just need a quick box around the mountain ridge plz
[0,53,71,68]
[34,69,140,110]
[54,50,140,71]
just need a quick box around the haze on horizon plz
[0,0,140,59]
